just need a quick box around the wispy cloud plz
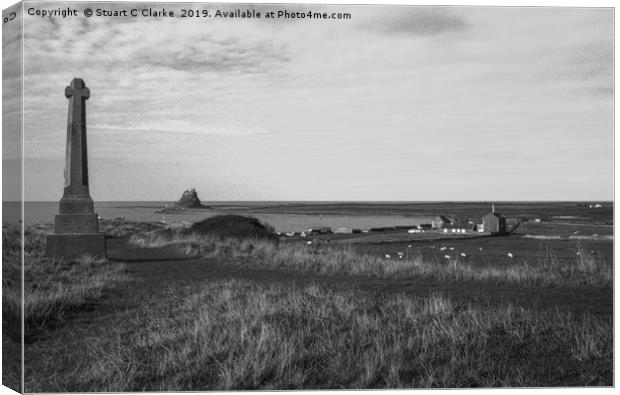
[94,121,274,136]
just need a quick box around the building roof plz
[482,212,503,219]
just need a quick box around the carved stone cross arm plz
[65,79,90,100]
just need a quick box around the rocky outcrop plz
[157,188,209,213]
[176,188,207,208]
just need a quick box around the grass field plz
[353,235,612,269]
[29,280,611,391]
[130,229,612,288]
[3,224,129,391]
[2,225,129,334]
[10,211,614,390]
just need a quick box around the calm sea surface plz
[4,201,426,232]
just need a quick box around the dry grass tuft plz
[24,255,129,331]
[100,219,166,238]
[2,224,130,333]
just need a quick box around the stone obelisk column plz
[46,78,106,259]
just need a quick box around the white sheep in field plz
[444,255,451,259]
[507,253,514,259]
[440,246,447,251]
[460,252,467,258]
[449,247,455,251]
[385,254,391,259]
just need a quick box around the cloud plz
[369,7,469,36]
[554,41,613,93]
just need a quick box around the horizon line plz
[7,200,615,204]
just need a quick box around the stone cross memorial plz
[46,78,106,259]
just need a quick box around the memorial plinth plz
[46,78,106,259]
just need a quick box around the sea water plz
[3,201,423,233]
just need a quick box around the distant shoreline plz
[6,200,616,204]
[5,201,613,233]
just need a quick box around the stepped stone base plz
[46,233,106,260]
[54,213,99,234]
[59,193,94,214]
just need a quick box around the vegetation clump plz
[100,218,166,238]
[190,215,278,242]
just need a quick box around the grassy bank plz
[130,229,612,288]
[50,280,611,391]
[17,219,613,390]
[3,225,130,334]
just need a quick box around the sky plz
[2,2,614,201]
